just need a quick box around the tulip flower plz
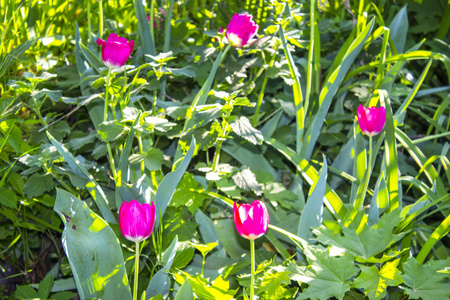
[96,33,134,69]
[226,13,259,47]
[357,104,386,137]
[119,200,155,300]
[119,200,155,243]
[233,200,269,240]
[233,200,269,300]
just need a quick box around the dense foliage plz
[1,0,450,299]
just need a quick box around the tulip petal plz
[233,200,269,240]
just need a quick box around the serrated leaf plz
[232,168,262,196]
[230,116,263,145]
[172,173,209,214]
[313,209,406,260]
[170,66,196,77]
[258,267,292,299]
[352,259,402,300]
[23,173,54,198]
[37,274,54,299]
[291,245,358,300]
[67,131,97,150]
[97,121,128,142]
[144,116,177,132]
[0,188,18,209]
[400,257,450,300]
[31,88,62,102]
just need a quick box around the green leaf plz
[135,0,156,58]
[130,148,165,171]
[172,173,208,215]
[178,271,237,300]
[144,116,177,133]
[37,274,54,299]
[313,209,406,261]
[14,285,38,298]
[0,188,18,209]
[53,189,131,300]
[170,66,196,77]
[51,291,78,300]
[232,168,262,196]
[98,121,129,142]
[146,236,178,299]
[190,242,218,256]
[291,244,358,300]
[67,131,97,150]
[47,131,115,224]
[230,116,263,145]
[174,280,194,300]
[352,259,402,300]
[302,18,375,160]
[154,137,196,229]
[401,257,450,300]
[298,156,326,243]
[23,173,54,198]
[32,88,62,102]
[389,5,408,54]
[79,42,103,72]
[258,267,293,299]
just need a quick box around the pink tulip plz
[357,104,386,137]
[233,200,269,240]
[119,200,155,243]
[226,13,259,47]
[96,33,134,69]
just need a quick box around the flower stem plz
[250,238,255,300]
[133,241,140,300]
[103,68,117,180]
[104,68,112,122]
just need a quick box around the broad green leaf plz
[47,131,115,224]
[279,25,304,153]
[401,257,450,300]
[53,189,131,300]
[382,91,400,211]
[79,42,103,72]
[258,267,293,299]
[14,286,38,298]
[352,259,402,300]
[313,209,406,260]
[195,209,220,245]
[389,5,408,54]
[154,137,196,229]
[98,121,129,142]
[146,236,178,299]
[230,116,263,145]
[297,156,326,243]
[290,244,358,300]
[170,66,196,77]
[302,18,375,160]
[173,280,194,300]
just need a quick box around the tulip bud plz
[225,13,259,48]
[97,33,134,69]
[119,200,155,243]
[357,104,386,137]
[233,200,269,240]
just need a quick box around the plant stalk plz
[250,238,255,300]
[133,241,140,300]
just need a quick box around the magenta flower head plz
[226,13,259,47]
[357,104,386,137]
[233,200,269,240]
[96,33,134,69]
[119,200,155,243]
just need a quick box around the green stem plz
[201,253,206,276]
[152,90,157,115]
[133,241,140,300]
[98,0,103,41]
[250,238,255,300]
[138,136,145,175]
[104,68,112,122]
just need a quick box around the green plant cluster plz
[1,0,450,299]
